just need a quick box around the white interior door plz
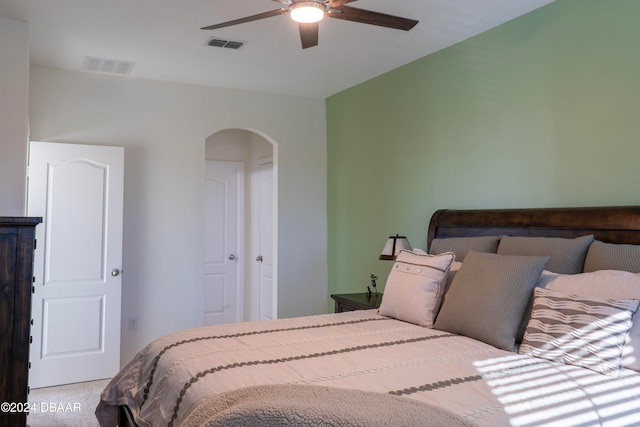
[27,141,124,388]
[204,161,243,326]
[256,160,275,320]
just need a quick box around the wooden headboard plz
[427,206,640,249]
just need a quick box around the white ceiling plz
[0,0,555,98]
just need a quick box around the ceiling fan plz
[201,0,419,49]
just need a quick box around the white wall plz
[28,67,328,363]
[205,128,250,161]
[0,18,29,215]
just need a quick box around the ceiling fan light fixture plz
[290,2,325,24]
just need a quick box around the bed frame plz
[427,205,640,248]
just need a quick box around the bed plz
[96,206,640,427]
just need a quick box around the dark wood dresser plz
[0,217,41,427]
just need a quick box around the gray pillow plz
[497,235,594,274]
[433,251,549,351]
[437,261,462,319]
[515,271,560,344]
[583,240,640,273]
[429,236,500,262]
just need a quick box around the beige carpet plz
[27,378,111,427]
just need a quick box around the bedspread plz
[180,384,477,427]
[96,310,640,427]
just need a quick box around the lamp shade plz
[379,234,412,260]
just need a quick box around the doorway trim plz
[204,128,278,322]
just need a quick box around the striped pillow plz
[520,287,640,376]
[545,270,640,372]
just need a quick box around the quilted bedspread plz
[96,310,640,427]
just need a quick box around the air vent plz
[82,56,135,75]
[207,37,245,50]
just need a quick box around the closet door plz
[256,160,275,320]
[204,161,244,325]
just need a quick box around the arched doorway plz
[203,128,278,324]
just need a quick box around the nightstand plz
[331,293,383,313]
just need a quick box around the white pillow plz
[379,250,455,327]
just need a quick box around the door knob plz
[228,254,236,260]
[256,255,263,262]
[111,268,121,277]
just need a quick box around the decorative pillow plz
[378,250,455,327]
[497,235,594,274]
[545,270,640,372]
[515,270,560,343]
[433,252,549,351]
[520,287,639,376]
[435,261,462,319]
[429,236,500,262]
[583,240,640,273]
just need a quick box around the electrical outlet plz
[128,316,139,330]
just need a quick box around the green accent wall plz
[326,0,640,307]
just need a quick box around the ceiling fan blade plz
[329,6,418,31]
[201,8,287,30]
[298,22,319,49]
[329,0,359,6]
